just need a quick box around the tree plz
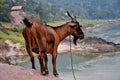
[0,0,11,22]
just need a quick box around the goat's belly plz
[32,45,54,54]
[47,45,53,53]
[32,47,39,53]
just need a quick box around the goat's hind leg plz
[38,55,46,75]
[30,55,36,69]
[52,53,58,76]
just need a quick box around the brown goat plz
[22,11,84,76]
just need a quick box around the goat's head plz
[67,11,84,45]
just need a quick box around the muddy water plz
[21,22,120,80]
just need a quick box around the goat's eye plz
[73,26,77,30]
[70,25,76,28]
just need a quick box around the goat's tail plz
[23,18,33,28]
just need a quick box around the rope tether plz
[69,36,77,80]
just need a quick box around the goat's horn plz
[67,11,74,20]
[74,16,76,21]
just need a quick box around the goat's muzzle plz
[73,34,84,45]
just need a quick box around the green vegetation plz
[45,0,120,19]
[0,57,10,64]
[0,25,24,45]
[0,0,11,22]
[78,19,105,28]
[7,35,24,45]
[48,19,105,29]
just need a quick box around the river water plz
[21,22,120,80]
[87,22,120,44]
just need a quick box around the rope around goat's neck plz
[69,36,77,80]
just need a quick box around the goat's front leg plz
[25,39,36,69]
[52,53,58,76]
[43,53,49,75]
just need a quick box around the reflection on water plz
[21,22,120,80]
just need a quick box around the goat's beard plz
[73,37,78,45]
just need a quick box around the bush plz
[7,35,24,45]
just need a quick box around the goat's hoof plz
[45,70,49,75]
[54,72,59,77]
[32,67,36,70]
[41,71,46,76]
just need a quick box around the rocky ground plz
[0,63,61,80]
[0,40,28,64]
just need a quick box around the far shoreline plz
[84,19,120,35]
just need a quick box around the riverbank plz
[58,37,120,54]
